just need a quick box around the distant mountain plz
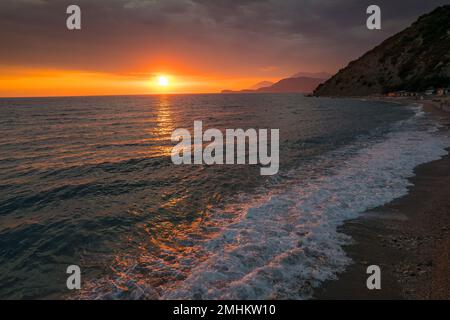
[249,81,274,90]
[256,77,325,93]
[314,5,450,96]
[222,76,325,94]
[291,72,332,80]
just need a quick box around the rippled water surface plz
[0,94,448,299]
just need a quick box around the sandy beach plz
[315,98,450,299]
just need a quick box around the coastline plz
[314,97,450,299]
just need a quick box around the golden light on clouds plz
[0,66,279,97]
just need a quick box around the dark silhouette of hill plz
[314,5,450,96]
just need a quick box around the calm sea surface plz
[0,94,448,299]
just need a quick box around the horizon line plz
[0,91,311,99]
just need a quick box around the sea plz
[0,93,449,299]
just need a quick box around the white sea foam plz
[159,106,450,299]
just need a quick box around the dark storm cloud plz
[189,0,447,45]
[0,0,448,74]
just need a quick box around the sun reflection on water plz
[146,95,176,157]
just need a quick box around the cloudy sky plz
[0,0,448,96]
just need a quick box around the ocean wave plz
[2,95,445,299]
[155,109,449,299]
[77,105,450,300]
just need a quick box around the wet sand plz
[315,98,450,299]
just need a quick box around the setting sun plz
[157,76,169,87]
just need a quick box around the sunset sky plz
[1,0,448,97]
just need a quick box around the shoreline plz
[314,97,450,299]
